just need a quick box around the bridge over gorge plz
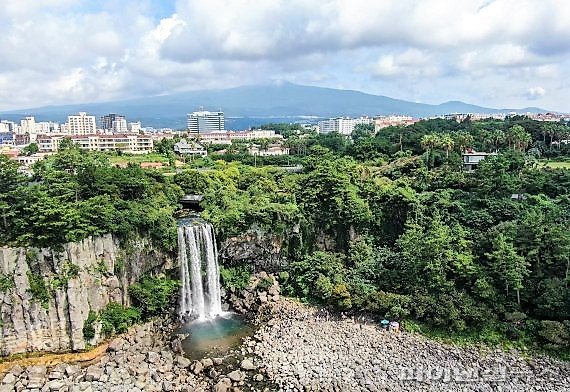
[180,194,204,211]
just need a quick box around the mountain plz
[0,83,548,129]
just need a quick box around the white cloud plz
[526,86,546,100]
[0,0,569,112]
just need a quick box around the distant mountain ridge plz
[0,83,548,129]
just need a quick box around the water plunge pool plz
[174,313,253,359]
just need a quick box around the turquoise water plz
[175,313,252,359]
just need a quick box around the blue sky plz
[0,0,568,112]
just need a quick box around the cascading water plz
[178,221,223,320]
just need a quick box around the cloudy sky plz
[1,0,568,112]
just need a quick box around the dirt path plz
[0,342,109,374]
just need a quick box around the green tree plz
[440,134,454,159]
[420,134,440,168]
[486,233,529,305]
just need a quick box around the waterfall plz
[178,221,223,320]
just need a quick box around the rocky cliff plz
[219,226,302,272]
[0,235,174,356]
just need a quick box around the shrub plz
[50,261,80,290]
[538,320,569,347]
[220,265,253,290]
[257,277,274,291]
[0,274,14,292]
[83,310,97,340]
[99,302,141,336]
[26,271,51,309]
[128,275,179,318]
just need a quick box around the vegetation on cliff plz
[0,144,182,250]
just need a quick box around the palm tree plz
[440,134,454,159]
[493,130,505,151]
[507,125,527,151]
[454,131,474,153]
[420,134,440,168]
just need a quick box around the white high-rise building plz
[0,121,17,133]
[317,116,373,135]
[66,112,97,135]
[112,118,128,133]
[187,110,224,135]
[101,114,129,132]
[19,116,38,141]
[35,122,60,134]
[129,122,142,133]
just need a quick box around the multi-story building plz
[198,129,282,144]
[0,120,17,133]
[0,132,14,146]
[317,116,373,135]
[173,139,208,157]
[248,144,290,156]
[35,121,60,134]
[374,115,418,131]
[129,122,142,133]
[187,110,224,135]
[66,112,97,135]
[37,134,153,154]
[18,116,38,141]
[462,148,498,171]
[101,114,128,132]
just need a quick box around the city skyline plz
[0,0,569,112]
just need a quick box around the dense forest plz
[1,117,569,357]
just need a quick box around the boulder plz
[147,351,160,364]
[228,370,244,382]
[1,373,16,385]
[200,357,214,369]
[176,355,191,369]
[240,359,256,371]
[84,365,103,382]
[213,377,232,392]
[26,365,47,389]
[47,379,67,391]
[191,360,204,375]
[108,338,126,352]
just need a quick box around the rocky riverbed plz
[252,299,570,391]
[1,279,569,392]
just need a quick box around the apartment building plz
[66,112,97,135]
[37,134,153,154]
[317,117,373,135]
[198,129,282,144]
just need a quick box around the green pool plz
[175,313,253,359]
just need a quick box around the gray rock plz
[26,365,47,389]
[190,360,204,375]
[161,380,173,391]
[147,351,160,364]
[47,379,66,391]
[200,357,213,369]
[8,365,24,377]
[1,373,16,385]
[65,365,81,377]
[227,370,243,382]
[175,356,191,369]
[240,359,256,371]
[213,377,232,392]
[84,365,103,382]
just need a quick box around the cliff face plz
[219,229,290,272]
[0,235,174,356]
